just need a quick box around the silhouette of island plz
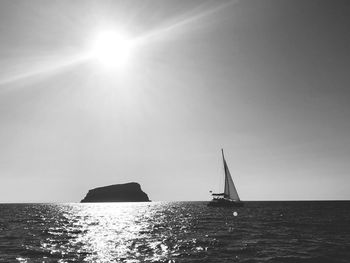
[81,182,150,202]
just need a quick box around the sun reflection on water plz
[40,202,199,262]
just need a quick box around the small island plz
[81,182,150,202]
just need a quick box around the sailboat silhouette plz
[208,149,243,207]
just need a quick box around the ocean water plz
[0,201,349,263]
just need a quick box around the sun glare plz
[89,30,134,70]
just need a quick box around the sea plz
[0,201,349,263]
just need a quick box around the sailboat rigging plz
[208,149,243,207]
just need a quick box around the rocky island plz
[81,182,150,202]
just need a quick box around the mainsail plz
[222,151,240,201]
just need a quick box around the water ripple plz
[0,201,350,262]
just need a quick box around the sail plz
[223,154,240,201]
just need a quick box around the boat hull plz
[207,199,244,207]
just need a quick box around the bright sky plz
[1,0,350,202]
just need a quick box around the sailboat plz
[208,149,243,207]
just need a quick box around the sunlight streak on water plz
[38,203,199,262]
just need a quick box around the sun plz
[89,30,134,70]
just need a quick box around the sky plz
[0,0,350,202]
